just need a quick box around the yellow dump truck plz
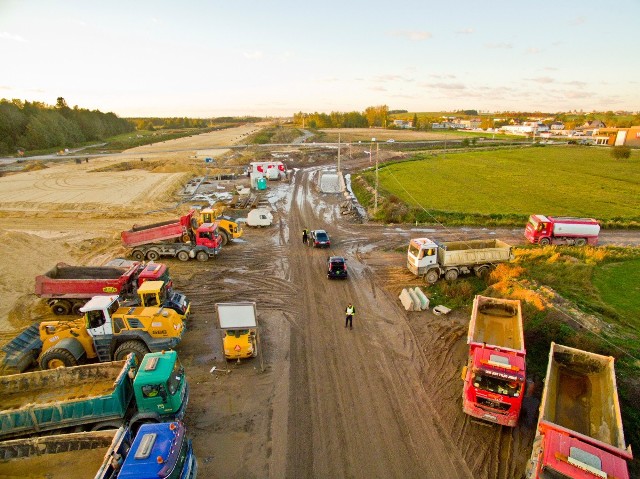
[216,302,258,360]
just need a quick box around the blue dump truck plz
[0,421,197,478]
[0,351,188,441]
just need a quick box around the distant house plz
[392,119,413,129]
[576,120,606,131]
[550,122,564,130]
[457,118,482,129]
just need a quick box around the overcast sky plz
[1,0,638,117]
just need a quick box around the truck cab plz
[116,421,197,479]
[216,302,259,360]
[194,222,222,253]
[136,262,174,290]
[198,207,243,245]
[462,346,526,427]
[137,280,190,319]
[133,351,189,421]
[407,238,439,275]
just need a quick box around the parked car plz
[308,229,330,248]
[327,256,347,279]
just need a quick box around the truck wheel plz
[575,238,587,247]
[39,348,78,370]
[219,230,229,246]
[444,269,458,281]
[475,266,490,278]
[71,302,85,315]
[177,250,190,262]
[114,341,150,365]
[539,238,550,246]
[51,300,71,315]
[196,251,209,262]
[146,250,160,261]
[132,250,145,261]
[425,270,439,284]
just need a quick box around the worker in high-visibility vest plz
[345,303,355,329]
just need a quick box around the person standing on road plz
[345,303,355,329]
[302,228,308,244]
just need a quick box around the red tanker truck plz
[525,215,600,246]
[461,295,526,427]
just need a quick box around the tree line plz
[127,116,261,131]
[0,98,135,155]
[293,105,390,129]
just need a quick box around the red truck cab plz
[531,422,631,479]
[136,262,172,289]
[463,344,526,427]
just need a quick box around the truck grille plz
[477,397,510,412]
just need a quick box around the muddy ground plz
[1,127,639,478]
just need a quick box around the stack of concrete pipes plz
[399,287,429,311]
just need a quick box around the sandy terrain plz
[0,127,638,478]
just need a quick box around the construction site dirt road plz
[1,127,639,478]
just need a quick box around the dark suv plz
[327,256,347,279]
[308,229,330,248]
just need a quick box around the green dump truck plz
[0,350,188,441]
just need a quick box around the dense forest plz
[0,97,134,155]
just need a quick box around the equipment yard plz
[0,125,638,478]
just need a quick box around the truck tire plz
[575,238,587,247]
[132,250,145,261]
[51,300,71,315]
[196,251,209,262]
[539,238,550,246]
[71,301,85,315]
[475,265,490,278]
[219,230,229,246]
[177,250,190,262]
[444,269,458,281]
[114,341,150,365]
[146,250,160,261]
[425,270,439,284]
[39,348,78,370]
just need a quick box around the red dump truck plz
[461,295,526,427]
[121,210,222,262]
[526,343,632,479]
[525,215,600,246]
[34,261,176,315]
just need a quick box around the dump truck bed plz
[0,359,133,440]
[468,295,524,351]
[34,262,139,299]
[0,429,121,479]
[437,239,512,267]
[540,343,627,451]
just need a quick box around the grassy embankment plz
[370,146,640,473]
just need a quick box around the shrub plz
[611,145,632,159]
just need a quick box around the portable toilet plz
[256,177,267,190]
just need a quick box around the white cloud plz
[526,47,541,54]
[0,32,26,42]
[390,30,432,41]
[426,82,467,90]
[456,28,474,34]
[528,77,555,84]
[571,16,586,26]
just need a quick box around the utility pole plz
[374,140,379,213]
[337,132,341,173]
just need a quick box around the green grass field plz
[360,146,640,226]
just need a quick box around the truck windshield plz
[473,373,521,397]
[167,361,184,395]
[408,243,421,257]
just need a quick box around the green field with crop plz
[359,146,640,226]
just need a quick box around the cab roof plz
[80,295,118,312]
[137,281,165,293]
[134,350,178,386]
